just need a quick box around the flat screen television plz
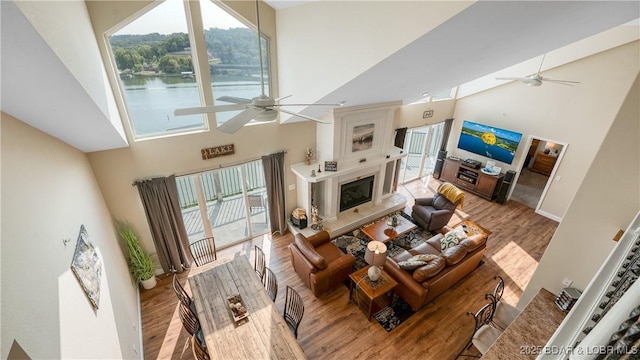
[457,120,522,165]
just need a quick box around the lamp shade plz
[365,241,387,267]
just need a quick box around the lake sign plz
[202,144,235,160]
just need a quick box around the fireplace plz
[339,175,375,212]
[290,101,408,236]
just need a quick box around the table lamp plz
[364,241,387,281]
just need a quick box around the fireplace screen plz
[340,175,374,212]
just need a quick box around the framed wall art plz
[70,225,102,310]
[351,123,374,152]
[339,109,387,161]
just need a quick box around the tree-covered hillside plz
[110,28,262,75]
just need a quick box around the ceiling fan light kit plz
[525,77,542,87]
[173,0,342,133]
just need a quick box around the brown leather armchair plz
[289,231,356,297]
[412,183,462,231]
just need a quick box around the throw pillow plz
[410,254,439,262]
[453,226,467,240]
[398,260,428,270]
[440,231,459,251]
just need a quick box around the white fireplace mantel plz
[289,101,408,237]
[290,148,405,183]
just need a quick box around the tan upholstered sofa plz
[383,231,487,311]
[289,231,356,297]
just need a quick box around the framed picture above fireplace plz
[339,111,387,161]
[352,123,374,152]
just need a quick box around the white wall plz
[519,72,640,307]
[396,99,456,129]
[276,1,474,108]
[15,0,126,140]
[450,41,640,219]
[1,113,140,359]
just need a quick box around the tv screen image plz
[457,120,522,164]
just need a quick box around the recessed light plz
[421,92,429,97]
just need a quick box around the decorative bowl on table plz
[481,167,500,175]
[227,294,249,325]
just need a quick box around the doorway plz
[397,123,445,184]
[175,160,270,250]
[510,137,565,209]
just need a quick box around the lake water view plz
[120,76,264,136]
[458,133,516,164]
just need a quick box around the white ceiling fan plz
[174,0,343,134]
[496,54,580,87]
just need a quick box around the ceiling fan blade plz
[542,78,581,85]
[274,102,345,107]
[277,108,330,124]
[216,96,252,104]
[174,104,246,116]
[217,109,261,134]
[495,77,533,82]
[275,94,293,102]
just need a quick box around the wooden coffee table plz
[348,266,398,320]
[361,214,417,244]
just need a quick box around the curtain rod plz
[132,150,287,185]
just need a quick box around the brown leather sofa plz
[289,231,356,297]
[383,231,487,311]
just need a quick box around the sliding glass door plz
[176,160,269,249]
[398,123,445,184]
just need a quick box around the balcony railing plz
[176,161,265,209]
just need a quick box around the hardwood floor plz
[140,177,558,359]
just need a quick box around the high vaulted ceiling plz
[274,1,640,119]
[1,1,639,152]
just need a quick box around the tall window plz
[108,0,270,139]
[199,0,269,126]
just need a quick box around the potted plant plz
[115,220,157,289]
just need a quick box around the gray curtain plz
[440,118,454,151]
[393,127,409,191]
[262,152,287,235]
[135,175,193,274]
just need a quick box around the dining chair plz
[178,299,200,337]
[283,285,304,339]
[254,245,266,281]
[456,300,501,358]
[487,275,522,330]
[191,324,210,360]
[263,266,278,302]
[172,274,192,307]
[189,237,217,267]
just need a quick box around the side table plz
[348,265,398,320]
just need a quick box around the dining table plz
[188,255,307,359]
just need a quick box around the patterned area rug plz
[332,212,433,271]
[332,212,432,331]
[373,294,414,332]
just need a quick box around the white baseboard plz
[536,208,562,222]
